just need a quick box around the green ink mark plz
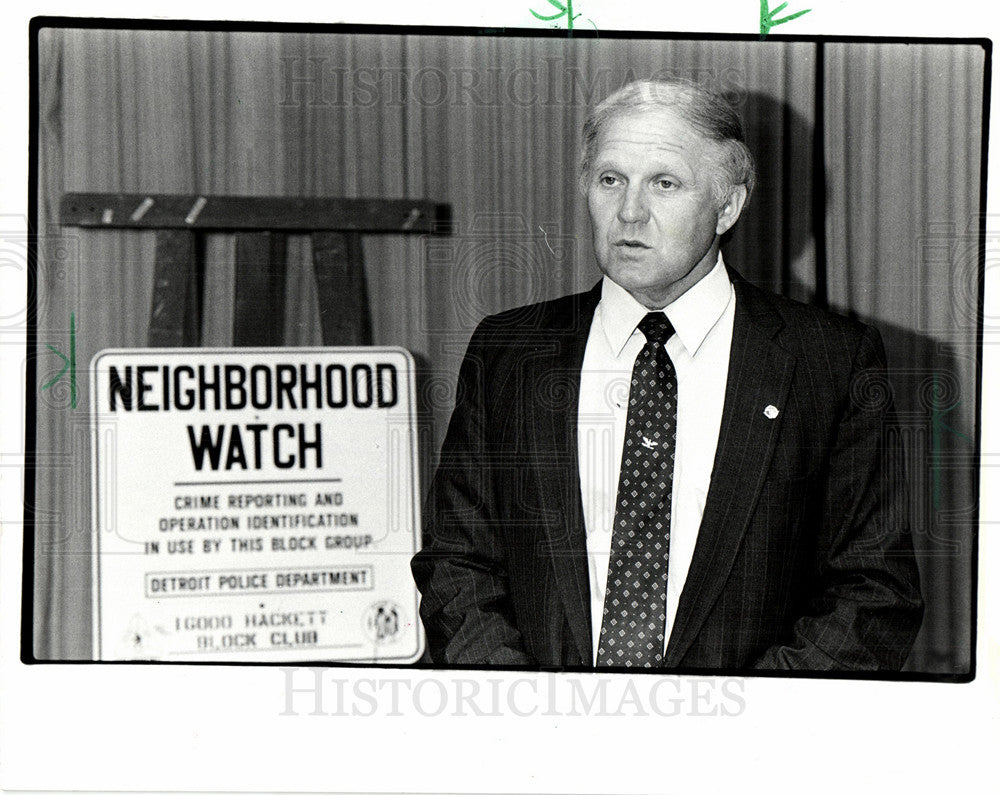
[530,0,591,31]
[530,0,580,27]
[930,372,972,510]
[760,0,811,37]
[42,311,77,409]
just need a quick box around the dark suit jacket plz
[411,271,924,671]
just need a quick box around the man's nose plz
[616,186,649,224]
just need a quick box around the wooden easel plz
[60,193,448,347]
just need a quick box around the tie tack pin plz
[641,436,659,449]
[764,404,779,419]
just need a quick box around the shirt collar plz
[598,253,733,358]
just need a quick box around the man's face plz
[585,106,746,309]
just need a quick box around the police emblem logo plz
[364,601,401,643]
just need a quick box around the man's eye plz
[599,174,620,187]
[655,178,677,190]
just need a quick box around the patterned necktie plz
[597,311,677,668]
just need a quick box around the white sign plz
[90,347,423,662]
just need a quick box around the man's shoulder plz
[734,276,876,355]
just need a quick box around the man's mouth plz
[614,239,651,249]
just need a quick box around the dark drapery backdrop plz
[33,27,983,673]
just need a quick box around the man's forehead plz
[593,107,718,167]
[598,107,704,147]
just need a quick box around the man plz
[411,79,923,671]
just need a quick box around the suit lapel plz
[664,276,796,667]
[526,283,601,666]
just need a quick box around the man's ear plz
[716,184,748,235]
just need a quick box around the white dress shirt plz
[577,255,736,663]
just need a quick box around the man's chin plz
[602,259,661,291]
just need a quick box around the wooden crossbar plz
[60,192,449,347]
[60,193,444,233]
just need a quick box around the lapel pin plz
[764,405,779,419]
